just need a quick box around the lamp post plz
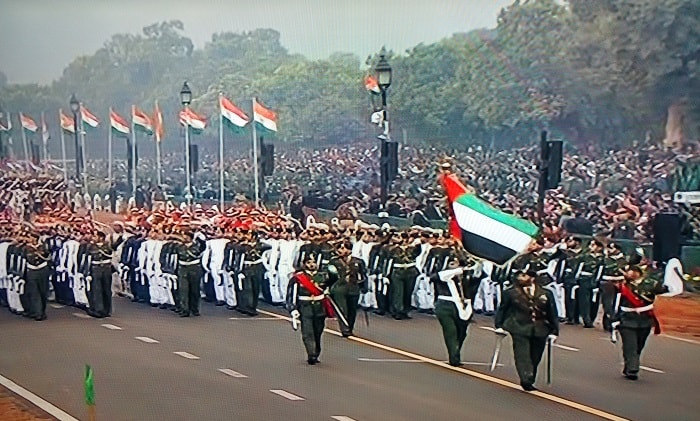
[180,81,193,206]
[374,47,392,208]
[0,111,4,160]
[69,94,81,182]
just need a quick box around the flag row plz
[0,96,278,141]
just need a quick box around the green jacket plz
[616,278,668,329]
[495,285,559,337]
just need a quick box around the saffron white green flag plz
[19,113,38,133]
[220,95,249,131]
[253,99,277,133]
[81,106,100,129]
[110,109,130,136]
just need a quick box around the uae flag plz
[441,172,539,265]
[364,75,381,94]
[153,101,164,142]
[220,95,249,132]
[59,109,75,133]
[81,105,100,129]
[20,113,38,133]
[253,99,277,133]
[179,107,207,133]
[110,109,130,136]
[132,105,153,134]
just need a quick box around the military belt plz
[244,259,263,265]
[92,260,111,265]
[299,295,324,301]
[620,304,654,313]
[26,262,47,270]
[394,263,416,268]
[579,271,594,276]
[602,275,625,281]
[536,269,549,275]
[180,260,200,266]
[437,295,470,304]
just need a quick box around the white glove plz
[194,232,206,242]
[547,334,558,342]
[327,264,338,274]
[494,328,507,335]
[86,276,93,282]
[290,309,300,319]
[237,273,245,280]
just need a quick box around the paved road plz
[1,298,698,421]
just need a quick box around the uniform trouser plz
[20,276,34,314]
[474,278,495,313]
[27,268,50,318]
[511,334,548,385]
[390,268,418,317]
[299,302,326,359]
[435,301,469,365]
[178,265,203,315]
[330,284,358,335]
[90,265,112,316]
[260,272,273,304]
[0,287,6,307]
[375,276,390,313]
[241,265,263,313]
[211,270,226,303]
[578,283,595,326]
[600,281,617,331]
[564,284,579,323]
[619,326,651,375]
[202,273,216,302]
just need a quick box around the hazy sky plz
[0,0,515,85]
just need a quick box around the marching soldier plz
[175,228,206,317]
[386,231,421,320]
[613,265,668,380]
[85,231,115,318]
[286,253,333,365]
[577,240,606,328]
[431,250,476,366]
[328,240,367,337]
[370,230,391,315]
[238,229,270,316]
[601,242,627,331]
[23,234,52,320]
[561,236,584,325]
[495,269,559,391]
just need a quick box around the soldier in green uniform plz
[329,240,367,337]
[495,270,559,391]
[561,237,584,325]
[175,228,206,317]
[85,231,115,318]
[238,229,271,316]
[613,265,668,380]
[601,242,627,331]
[287,253,332,365]
[386,232,421,320]
[577,240,605,328]
[431,250,476,366]
[24,234,52,321]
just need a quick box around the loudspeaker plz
[261,143,274,176]
[31,144,40,165]
[653,213,681,263]
[386,141,399,181]
[189,144,199,173]
[546,140,563,189]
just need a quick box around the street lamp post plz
[375,47,392,209]
[180,81,193,206]
[69,94,81,182]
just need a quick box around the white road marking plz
[71,312,91,319]
[101,324,122,330]
[258,309,630,421]
[228,317,280,320]
[134,336,159,344]
[358,358,425,363]
[49,304,64,309]
[660,334,700,345]
[0,373,79,421]
[218,369,248,378]
[331,417,357,421]
[553,344,579,352]
[640,366,665,374]
[270,389,305,401]
[174,351,200,360]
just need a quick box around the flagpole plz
[155,101,162,187]
[20,115,29,162]
[59,110,68,182]
[131,105,137,199]
[41,112,49,163]
[80,107,89,197]
[155,133,162,186]
[251,98,260,207]
[184,108,192,207]
[108,108,113,187]
[219,93,225,210]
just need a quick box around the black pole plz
[72,112,81,180]
[537,130,548,226]
[380,89,388,209]
[0,131,4,160]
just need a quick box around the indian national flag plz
[42,115,50,143]
[81,105,100,129]
[220,95,249,131]
[364,75,381,94]
[441,172,539,265]
[110,109,130,136]
[253,99,277,133]
[153,101,164,143]
[59,109,75,133]
[179,107,207,133]
[132,105,153,134]
[20,113,38,133]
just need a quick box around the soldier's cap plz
[566,236,583,243]
[518,269,538,278]
[626,265,642,274]
[304,253,318,263]
[608,242,621,250]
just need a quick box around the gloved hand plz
[494,328,507,336]
[547,334,558,342]
[327,264,338,274]
[237,273,245,280]
[290,309,300,319]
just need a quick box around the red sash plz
[619,283,661,334]
[295,272,335,318]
